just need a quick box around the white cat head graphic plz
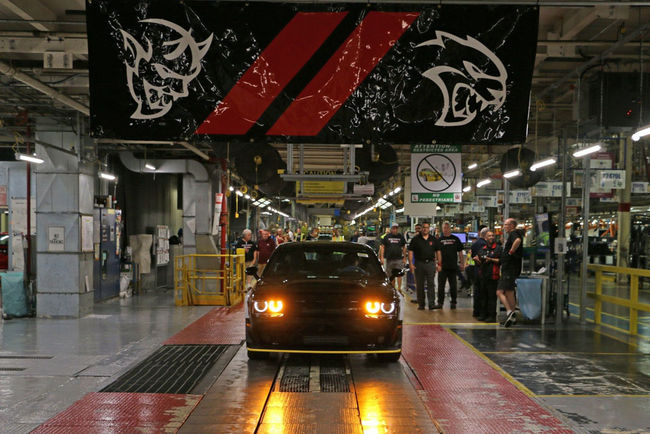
[417,31,507,127]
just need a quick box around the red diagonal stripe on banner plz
[195,12,346,135]
[267,12,418,136]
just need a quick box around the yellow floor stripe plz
[446,329,536,398]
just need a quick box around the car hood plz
[254,278,396,300]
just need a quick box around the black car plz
[245,241,403,361]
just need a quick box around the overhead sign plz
[598,170,625,189]
[86,2,539,144]
[533,182,571,198]
[300,181,346,195]
[498,189,532,204]
[632,182,649,193]
[411,144,462,203]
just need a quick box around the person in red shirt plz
[257,230,277,274]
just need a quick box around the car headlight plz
[253,299,284,317]
[365,301,396,318]
[365,301,381,314]
[253,301,268,313]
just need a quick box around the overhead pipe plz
[0,61,90,116]
[119,151,208,181]
[97,138,210,161]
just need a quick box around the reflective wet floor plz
[1,290,649,433]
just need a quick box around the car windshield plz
[264,243,384,280]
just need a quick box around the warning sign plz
[410,144,462,203]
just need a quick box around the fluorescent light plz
[477,179,491,188]
[530,158,556,171]
[235,190,243,197]
[468,163,478,170]
[395,208,404,213]
[99,172,116,181]
[462,186,472,192]
[631,125,650,141]
[503,169,521,179]
[392,187,402,194]
[573,144,601,158]
[229,186,234,191]
[0,235,8,241]
[16,153,44,164]
[244,194,251,200]
[144,163,156,170]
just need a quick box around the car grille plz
[302,335,349,345]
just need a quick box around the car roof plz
[276,241,375,253]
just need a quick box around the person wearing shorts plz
[498,218,523,327]
[379,223,407,289]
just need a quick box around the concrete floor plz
[1,287,649,433]
[0,290,212,433]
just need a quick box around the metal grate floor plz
[101,344,229,394]
[279,355,311,392]
[320,356,349,393]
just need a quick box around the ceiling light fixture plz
[468,163,478,170]
[530,158,556,171]
[144,163,156,170]
[476,179,491,188]
[15,153,44,164]
[631,124,650,141]
[99,172,116,181]
[462,186,472,192]
[573,144,601,158]
[503,169,521,179]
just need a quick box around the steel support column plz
[580,156,591,324]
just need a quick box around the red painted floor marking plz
[402,325,573,434]
[163,304,245,345]
[195,12,346,135]
[267,12,418,136]
[32,392,201,433]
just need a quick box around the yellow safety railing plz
[587,264,650,336]
[174,249,246,306]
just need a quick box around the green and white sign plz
[410,144,462,203]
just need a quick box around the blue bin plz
[1,272,28,317]
[516,277,543,320]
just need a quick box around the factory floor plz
[1,288,648,433]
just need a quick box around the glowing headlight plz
[381,302,395,314]
[253,301,268,313]
[268,300,283,313]
[365,301,381,314]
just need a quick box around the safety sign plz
[410,144,462,203]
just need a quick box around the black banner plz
[87,1,538,144]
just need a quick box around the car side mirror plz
[246,266,260,279]
[391,268,405,278]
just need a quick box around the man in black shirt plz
[234,228,258,289]
[478,230,502,322]
[435,222,465,309]
[379,222,407,288]
[408,222,438,310]
[498,218,523,327]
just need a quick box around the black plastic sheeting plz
[87,1,538,145]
